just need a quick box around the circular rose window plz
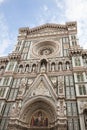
[39,47,53,55]
[32,41,59,57]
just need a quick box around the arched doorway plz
[8,96,67,130]
[83,109,87,129]
[19,96,57,130]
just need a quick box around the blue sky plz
[0,0,87,56]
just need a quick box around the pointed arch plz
[19,95,57,126]
[24,74,58,103]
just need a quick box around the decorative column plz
[57,76,67,130]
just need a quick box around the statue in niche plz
[41,63,46,72]
[18,65,23,73]
[26,65,29,72]
[59,63,62,71]
[66,63,70,70]
[51,63,55,71]
[30,111,48,127]
[32,65,36,72]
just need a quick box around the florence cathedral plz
[0,21,87,130]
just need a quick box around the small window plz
[0,88,6,97]
[79,85,86,95]
[75,57,81,66]
[62,37,69,43]
[3,77,9,86]
[77,73,84,82]
[71,35,76,40]
[64,49,69,56]
[72,41,77,46]
[8,62,14,71]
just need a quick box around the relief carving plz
[57,100,66,117]
[18,78,27,98]
[58,76,64,96]
[80,101,87,113]
[31,81,50,96]
[59,82,63,93]
[10,101,22,118]
[28,79,33,85]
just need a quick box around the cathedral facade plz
[0,22,87,130]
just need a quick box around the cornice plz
[19,21,77,35]
[69,46,83,56]
[8,52,21,61]
[0,56,9,63]
[69,47,87,57]
[82,49,87,57]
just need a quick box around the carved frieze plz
[17,78,27,98]
[10,101,22,118]
[31,81,51,97]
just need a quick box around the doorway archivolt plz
[19,96,57,129]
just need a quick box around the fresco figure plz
[30,111,48,127]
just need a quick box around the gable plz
[24,74,58,103]
[19,22,77,37]
[31,81,51,97]
[30,27,59,35]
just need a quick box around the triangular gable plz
[19,22,77,36]
[29,23,66,35]
[30,23,65,31]
[30,27,58,35]
[24,74,58,102]
[31,81,50,96]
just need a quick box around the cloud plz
[43,5,48,11]
[0,0,87,56]
[38,0,87,49]
[64,0,87,20]
[0,0,5,4]
[55,0,64,9]
[37,4,64,25]
[0,13,15,56]
[63,0,87,49]
[0,0,15,56]
[54,0,87,49]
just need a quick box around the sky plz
[0,0,87,56]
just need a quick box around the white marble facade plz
[0,22,87,130]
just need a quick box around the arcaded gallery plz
[0,22,87,130]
